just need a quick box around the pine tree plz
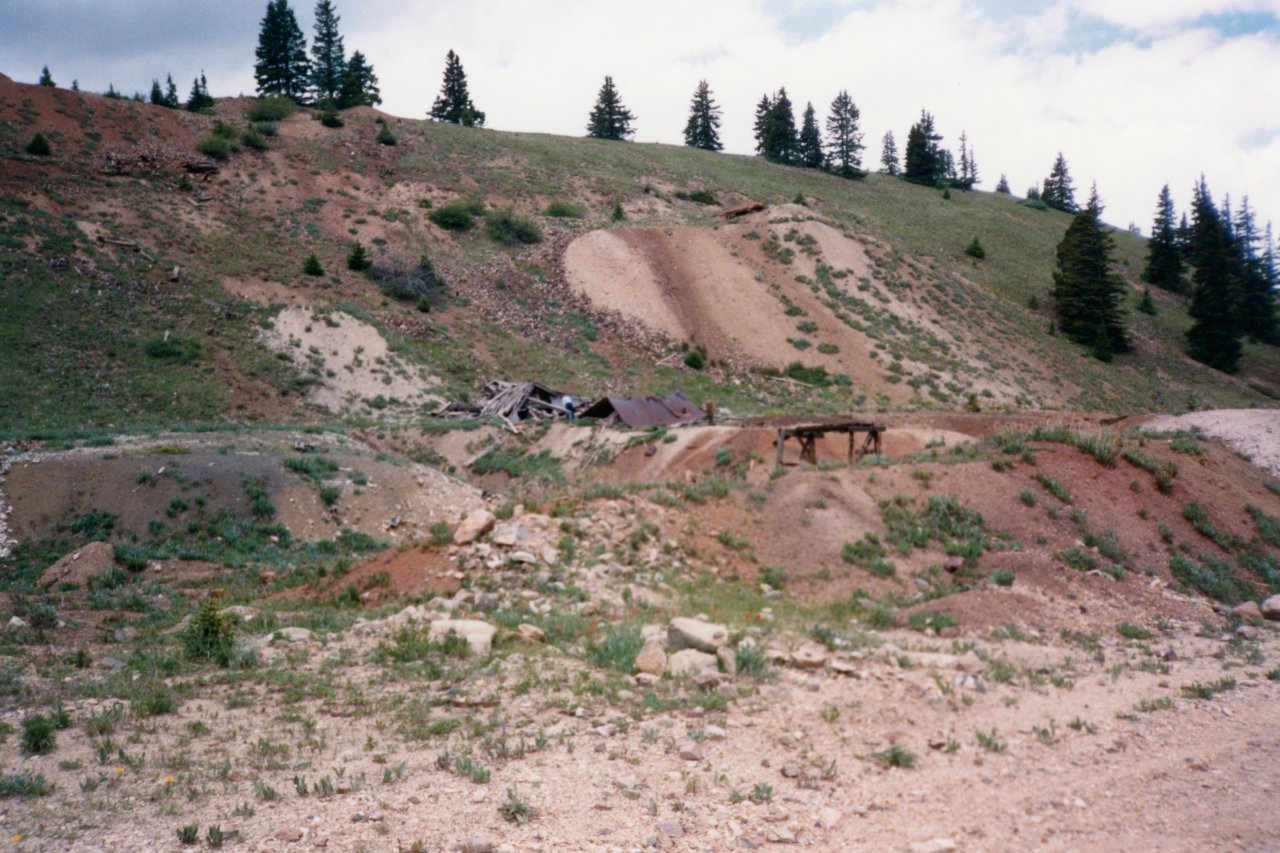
[752,94,773,156]
[38,66,55,87]
[347,241,371,271]
[104,84,122,100]
[903,110,942,183]
[338,51,380,107]
[825,90,863,177]
[879,131,899,175]
[149,78,165,106]
[1185,178,1244,372]
[430,50,484,126]
[995,174,1010,194]
[756,88,797,165]
[682,80,722,151]
[586,76,634,140]
[797,102,823,169]
[956,131,978,189]
[186,72,214,111]
[163,74,179,108]
[303,253,324,276]
[310,0,346,106]
[70,79,79,92]
[1232,197,1278,344]
[254,0,311,103]
[1052,186,1129,355]
[1143,184,1185,293]
[1041,153,1077,212]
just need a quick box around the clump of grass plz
[0,770,53,797]
[1116,622,1151,640]
[975,728,1006,753]
[245,96,296,122]
[456,755,490,784]
[486,208,543,245]
[873,743,917,769]
[990,569,1015,586]
[587,626,643,673]
[177,825,199,845]
[1182,502,1237,551]
[196,135,230,160]
[500,786,537,824]
[906,610,957,632]
[20,715,56,755]
[1169,554,1252,604]
[543,200,585,218]
[1122,449,1177,493]
[735,643,769,679]
[1135,696,1173,713]
[1181,677,1236,699]
[429,198,485,231]
[1033,473,1074,504]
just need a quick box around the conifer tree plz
[38,66,55,87]
[903,110,942,183]
[1143,184,1185,293]
[338,51,380,107]
[430,50,484,126]
[682,80,722,151]
[879,131,898,176]
[586,76,634,140]
[1052,185,1129,357]
[824,90,863,177]
[163,74,179,108]
[797,102,823,169]
[254,0,311,103]
[995,174,1010,194]
[1233,197,1278,344]
[1185,178,1244,372]
[310,0,346,106]
[754,88,796,165]
[956,131,978,189]
[1041,152,1077,212]
[186,72,214,111]
[149,79,166,106]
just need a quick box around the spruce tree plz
[752,94,773,156]
[586,76,634,140]
[186,72,214,111]
[430,50,484,126]
[825,90,863,177]
[758,88,797,165]
[1143,184,1185,293]
[903,110,942,183]
[38,66,55,87]
[310,0,346,106]
[163,74,179,108]
[149,79,166,106]
[338,51,380,107]
[956,131,978,189]
[1041,153,1077,212]
[995,174,1010,193]
[254,0,311,103]
[1052,186,1129,355]
[1232,197,1278,343]
[1185,178,1244,372]
[879,131,898,176]
[682,80,722,151]
[797,102,823,169]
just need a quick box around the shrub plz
[611,202,626,222]
[964,237,985,259]
[245,96,296,122]
[543,201,585,218]
[429,199,484,231]
[112,543,150,571]
[374,255,446,304]
[676,189,719,205]
[183,601,236,666]
[588,627,643,673]
[25,133,51,156]
[239,129,268,150]
[196,135,230,160]
[486,208,543,245]
[683,349,705,370]
[0,770,53,798]
[254,121,278,137]
[347,241,372,271]
[376,123,397,146]
[210,120,237,140]
[143,331,202,363]
[303,253,324,276]
[21,715,56,755]
[318,106,343,127]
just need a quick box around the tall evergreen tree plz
[1041,152,1077,212]
[338,51,380,107]
[756,88,797,165]
[956,131,978,189]
[430,50,484,126]
[903,110,942,183]
[1232,197,1279,344]
[310,0,345,106]
[149,78,166,107]
[879,131,898,176]
[1185,178,1244,372]
[752,94,773,155]
[995,174,1011,193]
[1143,184,1185,293]
[585,76,634,140]
[1052,185,1129,356]
[797,102,823,169]
[683,80,723,151]
[162,74,179,108]
[824,90,863,177]
[186,72,214,111]
[254,0,311,103]
[38,66,55,87]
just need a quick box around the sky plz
[4,0,1280,237]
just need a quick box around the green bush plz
[611,202,626,222]
[245,96,297,122]
[683,349,705,370]
[964,237,985,259]
[375,124,397,146]
[543,201,585,218]
[375,256,446,304]
[25,133,51,156]
[318,106,343,128]
[239,129,268,150]
[21,715,56,755]
[196,135,230,160]
[183,601,237,666]
[210,120,237,140]
[112,543,150,571]
[303,253,323,276]
[486,208,543,245]
[0,770,53,798]
[142,331,202,363]
[254,121,278,137]
[347,241,372,271]
[429,199,483,231]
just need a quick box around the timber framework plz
[775,422,884,466]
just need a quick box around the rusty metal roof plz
[580,390,702,428]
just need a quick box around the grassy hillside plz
[1,74,1276,434]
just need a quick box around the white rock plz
[668,648,719,677]
[516,623,546,643]
[908,839,956,853]
[429,619,496,657]
[453,509,495,545]
[717,646,738,676]
[491,523,526,547]
[791,642,828,669]
[816,807,843,829]
[634,640,667,676]
[1261,594,1280,622]
[273,627,311,643]
[668,617,729,653]
[705,725,728,740]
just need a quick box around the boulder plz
[490,523,526,547]
[516,623,546,643]
[668,648,719,677]
[791,642,828,669]
[429,619,496,656]
[1260,595,1280,622]
[908,840,956,853]
[453,509,496,545]
[39,541,116,588]
[1233,601,1263,623]
[668,617,729,653]
[717,646,738,676]
[634,640,667,677]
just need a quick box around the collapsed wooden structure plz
[775,422,884,466]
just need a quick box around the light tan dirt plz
[1145,408,1280,478]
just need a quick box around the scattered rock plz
[717,646,738,676]
[1233,601,1263,622]
[454,509,496,545]
[429,619,496,657]
[668,617,729,653]
[693,671,723,690]
[668,648,719,677]
[491,523,526,547]
[791,642,828,669]
[908,839,957,853]
[6,616,27,631]
[816,806,843,828]
[516,623,546,643]
[634,640,667,676]
[508,550,537,564]
[1260,595,1280,622]
[766,827,797,844]
[39,541,115,588]
[705,724,728,740]
[678,739,704,761]
[657,820,685,838]
[220,605,260,623]
[272,627,311,644]
[278,829,304,843]
[460,839,495,853]
[954,650,985,673]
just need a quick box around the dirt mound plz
[38,540,116,587]
[1145,408,1280,477]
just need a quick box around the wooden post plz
[776,427,786,467]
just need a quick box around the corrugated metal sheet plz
[580,390,703,428]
